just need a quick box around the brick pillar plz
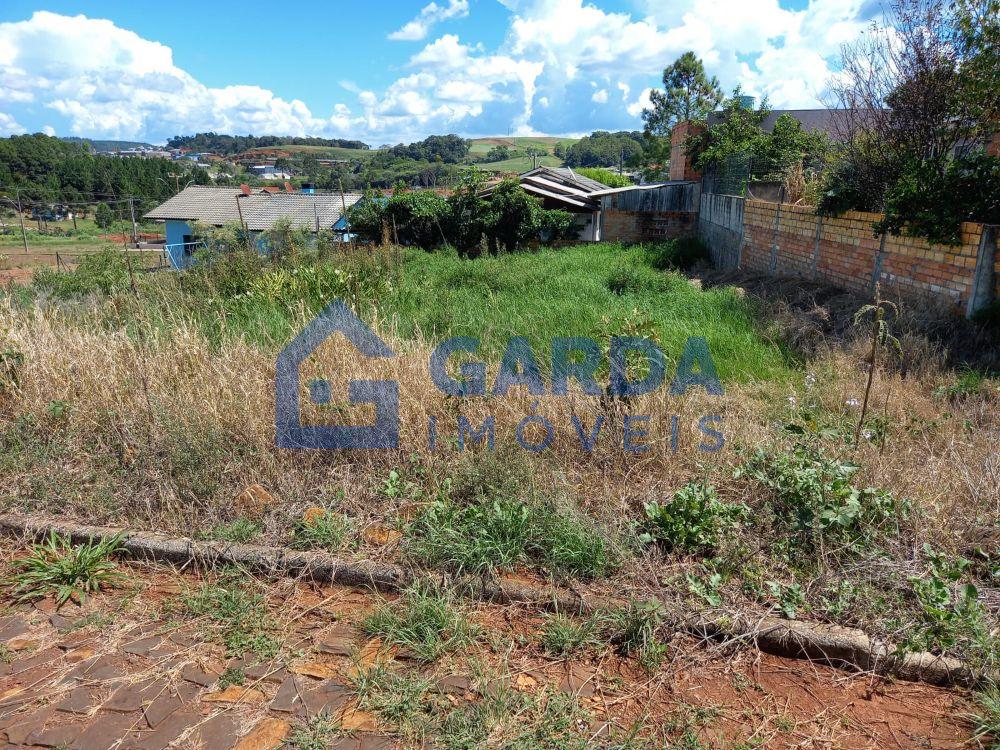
[669,121,705,182]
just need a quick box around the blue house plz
[144,185,362,268]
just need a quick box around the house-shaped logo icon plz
[275,300,399,450]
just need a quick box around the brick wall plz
[602,210,696,242]
[734,198,993,312]
[669,121,705,181]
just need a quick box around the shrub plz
[645,237,709,271]
[736,446,910,551]
[640,483,746,553]
[33,248,130,299]
[607,600,667,670]
[540,612,604,656]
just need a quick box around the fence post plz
[966,225,997,317]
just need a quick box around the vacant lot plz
[0,240,997,746]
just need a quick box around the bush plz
[736,446,910,551]
[640,483,746,553]
[605,263,668,295]
[645,237,709,271]
[33,248,130,298]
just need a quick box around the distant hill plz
[62,137,156,152]
[468,136,578,173]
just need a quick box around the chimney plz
[284,181,294,193]
[240,184,251,196]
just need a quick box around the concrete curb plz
[0,513,989,688]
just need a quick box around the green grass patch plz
[6,532,124,607]
[362,580,472,663]
[181,574,280,658]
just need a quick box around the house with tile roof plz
[144,185,361,268]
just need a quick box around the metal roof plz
[520,166,609,193]
[144,186,362,231]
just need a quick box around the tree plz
[94,202,114,230]
[642,52,723,136]
[821,0,1000,243]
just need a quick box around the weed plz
[411,495,614,579]
[218,666,246,688]
[935,367,992,401]
[608,600,668,671]
[7,532,124,606]
[540,612,604,656]
[362,580,471,663]
[286,713,340,750]
[0,346,24,394]
[641,483,746,553]
[904,545,997,667]
[766,581,806,619]
[181,574,280,658]
[736,446,909,553]
[351,664,431,733]
[290,510,351,551]
[970,681,1000,750]
[0,644,13,663]
[686,571,724,608]
[208,518,262,544]
[436,685,589,750]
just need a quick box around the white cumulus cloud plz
[389,0,469,41]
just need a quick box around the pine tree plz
[642,52,723,135]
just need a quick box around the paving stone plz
[121,637,161,658]
[121,710,200,750]
[268,677,303,714]
[1,707,56,745]
[435,675,473,696]
[316,626,360,657]
[71,655,126,682]
[357,735,395,750]
[185,713,240,750]
[56,633,93,651]
[557,665,596,698]
[26,721,85,747]
[105,679,160,713]
[180,663,218,687]
[243,664,288,683]
[70,713,141,750]
[142,682,199,728]
[0,617,29,642]
[201,685,265,705]
[232,718,289,750]
[55,687,105,715]
[328,740,360,750]
[49,613,81,631]
[167,631,197,648]
[300,681,352,715]
[9,649,62,677]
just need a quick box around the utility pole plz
[619,147,624,175]
[15,189,28,255]
[128,197,138,246]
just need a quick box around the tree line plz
[166,133,370,155]
[0,134,210,213]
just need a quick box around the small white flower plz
[862,429,873,440]
[804,373,817,387]
[845,398,860,408]
[787,396,797,405]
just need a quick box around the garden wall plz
[699,193,998,316]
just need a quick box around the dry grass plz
[0,250,997,666]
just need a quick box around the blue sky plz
[0,0,873,144]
